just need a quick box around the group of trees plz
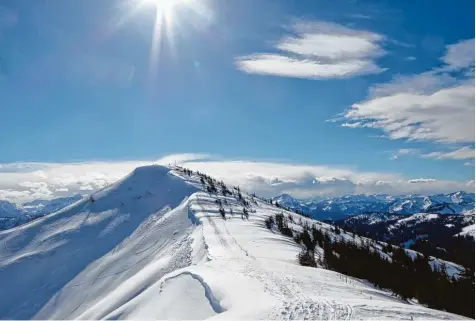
[265,213,318,266]
[273,213,294,237]
[323,235,474,318]
[266,212,474,318]
[409,235,475,270]
[180,166,252,221]
[337,215,475,271]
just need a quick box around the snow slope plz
[0,166,469,320]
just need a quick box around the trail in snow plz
[190,192,353,321]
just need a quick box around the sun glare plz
[141,0,183,9]
[142,0,183,85]
[115,0,211,90]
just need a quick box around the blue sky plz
[0,0,474,201]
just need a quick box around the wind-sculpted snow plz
[0,166,198,319]
[0,166,470,320]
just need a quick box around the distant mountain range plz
[335,212,475,241]
[273,191,475,220]
[0,195,83,230]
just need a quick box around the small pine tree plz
[219,206,226,220]
[300,229,315,251]
[264,216,274,229]
[334,226,341,235]
[243,207,249,219]
[298,249,317,267]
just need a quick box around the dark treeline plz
[336,215,475,270]
[323,236,475,318]
[268,213,475,318]
[408,235,474,271]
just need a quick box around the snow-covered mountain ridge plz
[0,165,471,319]
[274,191,475,220]
[0,195,83,230]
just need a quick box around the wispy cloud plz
[408,178,436,184]
[0,154,473,203]
[338,38,475,144]
[235,20,386,79]
[349,14,372,20]
[390,148,419,160]
[405,56,416,61]
[422,146,475,160]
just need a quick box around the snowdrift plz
[0,166,470,320]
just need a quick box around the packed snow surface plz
[0,166,468,320]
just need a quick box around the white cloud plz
[408,178,436,184]
[422,146,475,160]
[180,159,472,198]
[441,38,475,71]
[341,122,366,128]
[406,56,417,61]
[155,153,211,165]
[390,148,419,160]
[0,161,149,203]
[235,20,386,79]
[236,55,382,79]
[0,154,473,203]
[340,38,475,144]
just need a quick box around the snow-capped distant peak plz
[273,191,475,220]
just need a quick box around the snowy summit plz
[0,165,469,320]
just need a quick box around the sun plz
[138,0,184,24]
[115,0,210,88]
[134,0,190,84]
[140,0,183,10]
